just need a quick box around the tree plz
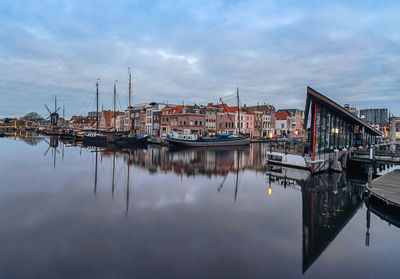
[23,112,43,121]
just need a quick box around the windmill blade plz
[46,115,51,120]
[55,107,61,113]
[44,146,51,156]
[44,104,52,114]
[43,138,50,145]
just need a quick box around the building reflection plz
[100,144,267,178]
[7,132,45,146]
[301,172,365,273]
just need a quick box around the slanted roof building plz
[304,87,381,157]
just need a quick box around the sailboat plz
[113,68,148,146]
[166,87,250,147]
[83,80,108,143]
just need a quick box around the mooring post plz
[368,145,374,188]
[365,209,370,247]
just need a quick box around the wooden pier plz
[367,169,400,207]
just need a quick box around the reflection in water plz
[3,136,400,278]
[97,143,371,272]
[7,132,45,146]
[301,172,365,273]
[265,165,369,274]
[94,144,267,205]
[365,197,400,247]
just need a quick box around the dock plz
[367,169,400,207]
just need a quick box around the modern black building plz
[304,87,381,159]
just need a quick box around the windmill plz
[44,96,61,129]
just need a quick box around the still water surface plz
[0,136,399,278]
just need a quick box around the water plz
[0,135,399,278]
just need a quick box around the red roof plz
[218,104,241,113]
[163,105,187,115]
[275,111,289,120]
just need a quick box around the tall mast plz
[114,81,117,131]
[237,87,241,135]
[128,68,131,132]
[96,80,99,131]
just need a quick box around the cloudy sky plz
[0,0,399,118]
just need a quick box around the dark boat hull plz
[83,135,107,142]
[166,136,250,147]
[114,136,148,146]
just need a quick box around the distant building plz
[245,104,276,137]
[262,111,274,138]
[162,105,205,137]
[275,109,304,136]
[88,111,101,118]
[359,108,388,125]
[248,110,263,138]
[70,115,97,130]
[275,111,289,136]
[204,103,218,136]
[344,104,358,116]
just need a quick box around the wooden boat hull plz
[166,136,250,147]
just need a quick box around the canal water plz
[0,135,399,278]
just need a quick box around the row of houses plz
[70,102,304,139]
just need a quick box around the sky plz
[0,0,399,118]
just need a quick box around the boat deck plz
[367,169,400,207]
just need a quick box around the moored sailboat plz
[112,68,148,147]
[167,87,250,148]
[83,80,108,144]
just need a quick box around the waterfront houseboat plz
[166,132,250,147]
